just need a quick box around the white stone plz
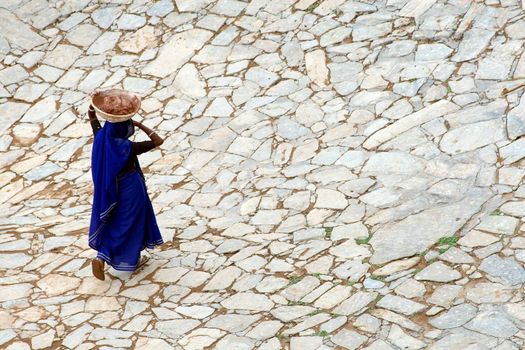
[0,9,46,50]
[0,65,28,85]
[205,97,234,117]
[290,336,323,350]
[14,83,49,102]
[313,285,353,309]
[440,119,505,155]
[374,257,420,276]
[6,342,30,350]
[33,65,64,82]
[92,7,122,29]
[376,294,425,316]
[66,24,101,47]
[24,162,63,181]
[305,49,329,87]
[362,151,425,175]
[458,230,499,248]
[175,305,215,319]
[476,215,518,235]
[388,324,426,349]
[0,284,32,302]
[315,189,347,209]
[12,123,42,146]
[32,330,55,350]
[144,29,212,77]
[175,0,214,12]
[363,100,459,150]
[43,44,83,69]
[370,189,491,264]
[246,321,283,340]
[174,63,206,99]
[153,267,188,283]
[88,31,122,54]
[37,274,81,296]
[329,239,370,259]
[50,139,87,162]
[62,325,94,349]
[21,96,57,123]
[415,262,462,283]
[119,26,157,53]
[123,77,156,94]
[156,319,201,339]
[121,284,160,301]
[399,0,437,17]
[395,279,426,299]
[135,338,175,350]
[117,14,146,30]
[331,329,367,350]
[0,253,31,269]
[452,28,495,62]
[246,67,279,88]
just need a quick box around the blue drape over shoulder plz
[89,122,132,248]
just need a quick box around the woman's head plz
[107,120,134,139]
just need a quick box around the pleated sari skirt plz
[93,169,163,271]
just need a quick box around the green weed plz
[355,236,371,245]
[306,1,320,12]
[315,330,329,337]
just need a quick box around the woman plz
[88,99,164,281]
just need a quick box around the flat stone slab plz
[415,262,462,282]
[429,304,477,329]
[376,295,426,316]
[370,188,491,264]
[0,9,46,50]
[479,255,525,286]
[465,310,519,338]
[363,100,459,150]
[220,292,274,311]
[440,119,505,155]
[143,29,212,77]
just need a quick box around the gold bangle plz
[148,131,156,137]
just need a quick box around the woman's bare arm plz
[133,120,164,147]
[88,104,101,135]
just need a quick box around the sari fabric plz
[89,120,163,271]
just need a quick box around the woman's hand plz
[88,103,96,118]
[132,120,141,128]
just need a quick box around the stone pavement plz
[2,0,525,349]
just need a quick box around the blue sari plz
[89,121,163,271]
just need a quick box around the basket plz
[91,89,141,123]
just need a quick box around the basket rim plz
[91,89,141,123]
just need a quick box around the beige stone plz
[373,257,420,276]
[12,123,42,146]
[305,49,329,87]
[37,274,81,296]
[118,26,157,53]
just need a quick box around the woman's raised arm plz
[133,120,164,147]
[88,104,102,135]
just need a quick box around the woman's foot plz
[92,258,105,281]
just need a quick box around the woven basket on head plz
[91,89,141,123]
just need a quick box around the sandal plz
[92,258,105,281]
